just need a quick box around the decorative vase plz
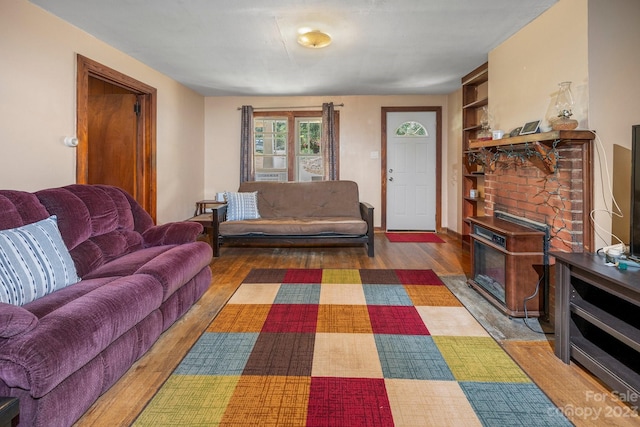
[551,81,578,130]
[477,106,493,140]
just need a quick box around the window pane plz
[297,156,324,181]
[254,117,287,180]
[259,156,287,170]
[297,119,322,155]
[263,135,275,155]
[255,134,264,154]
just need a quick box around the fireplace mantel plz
[469,130,595,149]
[469,130,595,173]
[480,129,594,253]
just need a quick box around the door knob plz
[389,168,393,173]
[389,177,394,182]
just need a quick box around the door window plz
[395,121,428,137]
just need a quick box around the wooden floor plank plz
[74,232,638,426]
[502,340,639,426]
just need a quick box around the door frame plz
[381,106,442,231]
[76,55,157,221]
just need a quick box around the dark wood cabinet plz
[468,216,545,317]
[553,251,640,397]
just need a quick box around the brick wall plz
[483,144,586,253]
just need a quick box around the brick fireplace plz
[483,142,593,253]
[470,131,595,325]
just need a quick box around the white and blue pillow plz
[0,216,80,306]
[224,191,261,221]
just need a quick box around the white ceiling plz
[30,0,557,96]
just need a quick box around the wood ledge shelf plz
[468,130,595,173]
[462,64,488,85]
[469,130,595,149]
[463,98,488,110]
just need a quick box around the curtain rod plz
[237,103,344,111]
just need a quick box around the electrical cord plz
[590,133,625,246]
[522,274,553,335]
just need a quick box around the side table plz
[194,200,225,216]
[188,201,227,254]
[0,397,19,427]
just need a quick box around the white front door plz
[386,111,437,230]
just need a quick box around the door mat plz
[385,232,445,243]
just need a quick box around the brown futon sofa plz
[210,180,374,257]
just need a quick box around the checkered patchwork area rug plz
[134,269,570,426]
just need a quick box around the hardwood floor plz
[74,232,637,426]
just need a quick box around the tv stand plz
[553,251,640,397]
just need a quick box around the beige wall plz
[447,0,590,237]
[0,0,205,223]
[204,95,449,228]
[588,0,640,246]
[486,0,640,248]
[489,0,589,133]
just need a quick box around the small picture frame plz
[519,120,541,135]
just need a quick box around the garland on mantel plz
[467,139,562,172]
[468,139,573,250]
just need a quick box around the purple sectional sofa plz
[0,185,213,427]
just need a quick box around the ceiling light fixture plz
[297,30,332,49]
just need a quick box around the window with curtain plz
[251,109,339,182]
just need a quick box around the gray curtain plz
[240,105,254,182]
[322,102,338,180]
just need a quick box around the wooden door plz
[76,55,157,221]
[386,111,437,230]
[87,94,138,197]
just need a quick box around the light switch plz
[370,151,379,159]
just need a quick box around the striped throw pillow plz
[0,216,80,306]
[224,191,261,221]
